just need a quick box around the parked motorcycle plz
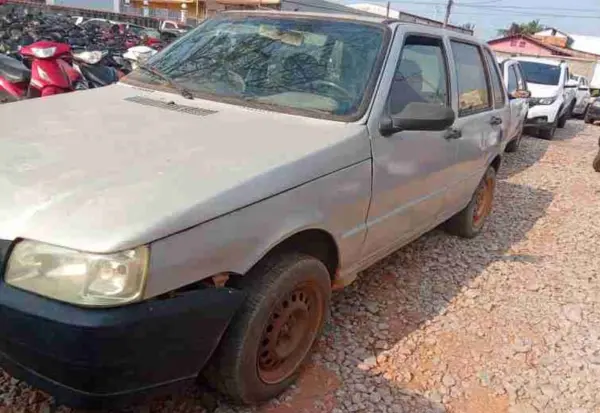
[122,45,157,71]
[72,49,123,89]
[0,40,80,102]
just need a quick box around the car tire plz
[594,150,600,172]
[445,167,496,239]
[584,113,594,124]
[538,119,556,140]
[205,253,331,404]
[557,109,568,128]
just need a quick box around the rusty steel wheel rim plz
[473,176,494,227]
[257,282,323,385]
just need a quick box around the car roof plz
[513,56,564,66]
[220,10,477,39]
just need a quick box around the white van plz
[515,57,577,139]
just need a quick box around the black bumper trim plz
[0,283,245,409]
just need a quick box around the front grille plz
[0,240,11,276]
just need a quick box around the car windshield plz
[125,15,386,119]
[519,61,561,86]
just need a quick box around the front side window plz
[388,35,449,115]
[451,41,491,116]
[125,15,387,119]
[519,61,561,85]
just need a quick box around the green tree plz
[497,20,545,37]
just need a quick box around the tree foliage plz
[497,20,545,37]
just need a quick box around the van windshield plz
[125,15,387,119]
[519,61,561,86]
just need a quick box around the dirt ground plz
[1,120,599,413]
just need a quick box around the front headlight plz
[5,240,149,307]
[532,96,558,105]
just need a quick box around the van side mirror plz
[380,102,455,136]
[509,89,531,100]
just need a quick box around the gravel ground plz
[1,121,599,413]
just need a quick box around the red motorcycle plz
[0,41,81,102]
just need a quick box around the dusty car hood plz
[0,84,370,252]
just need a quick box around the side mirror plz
[509,89,531,100]
[565,79,578,88]
[380,102,455,136]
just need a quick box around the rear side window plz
[483,49,505,108]
[388,35,450,115]
[507,66,518,92]
[451,41,491,116]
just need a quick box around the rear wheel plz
[593,149,600,172]
[205,253,331,404]
[445,167,496,238]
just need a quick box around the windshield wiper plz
[138,64,194,100]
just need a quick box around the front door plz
[505,62,528,139]
[363,33,458,257]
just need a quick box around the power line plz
[456,3,600,12]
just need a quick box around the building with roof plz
[488,30,600,79]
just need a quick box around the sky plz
[343,0,600,40]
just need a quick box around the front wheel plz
[445,167,496,238]
[205,253,331,404]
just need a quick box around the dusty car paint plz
[0,17,508,300]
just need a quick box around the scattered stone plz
[509,403,538,413]
[442,374,456,388]
[563,304,583,323]
[513,338,533,354]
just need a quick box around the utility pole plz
[386,1,390,17]
[443,0,453,28]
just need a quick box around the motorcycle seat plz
[80,63,118,87]
[0,54,31,83]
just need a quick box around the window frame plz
[507,65,519,93]
[385,32,452,115]
[449,39,493,118]
[483,48,506,109]
[514,63,527,90]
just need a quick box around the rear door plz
[449,41,506,205]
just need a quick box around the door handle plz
[444,128,462,140]
[490,116,503,126]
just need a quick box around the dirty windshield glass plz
[126,15,386,118]
[519,61,561,86]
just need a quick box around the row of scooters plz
[0,6,164,103]
[0,40,156,103]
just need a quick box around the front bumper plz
[526,99,562,126]
[0,281,244,409]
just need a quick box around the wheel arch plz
[490,154,502,173]
[246,228,340,280]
